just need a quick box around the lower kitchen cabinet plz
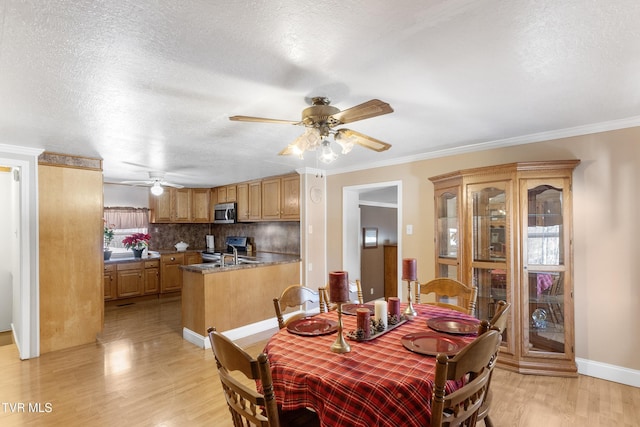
[161,253,185,293]
[143,260,160,294]
[117,261,144,298]
[104,264,117,300]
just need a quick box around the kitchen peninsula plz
[180,252,301,348]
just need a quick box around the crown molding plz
[326,115,640,176]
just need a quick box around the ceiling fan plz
[230,97,394,163]
[121,172,184,196]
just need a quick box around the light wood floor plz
[0,297,638,426]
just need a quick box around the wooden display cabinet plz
[430,160,580,376]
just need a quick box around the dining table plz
[263,302,480,427]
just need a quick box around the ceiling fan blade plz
[161,181,184,189]
[229,115,299,125]
[337,129,392,152]
[330,99,393,125]
[120,180,152,186]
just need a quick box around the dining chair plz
[207,327,320,427]
[273,285,321,329]
[476,301,511,427]
[430,329,501,427]
[416,278,478,316]
[318,279,364,312]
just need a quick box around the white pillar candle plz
[374,300,388,329]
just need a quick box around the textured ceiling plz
[1,0,639,187]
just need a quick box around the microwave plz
[213,202,236,224]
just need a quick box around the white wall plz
[0,169,12,331]
[103,183,150,208]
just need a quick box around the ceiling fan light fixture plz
[334,131,355,154]
[319,139,338,164]
[150,181,164,196]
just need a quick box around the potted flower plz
[103,220,115,260]
[122,232,151,258]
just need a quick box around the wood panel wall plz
[39,154,103,353]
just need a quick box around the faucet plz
[221,245,238,267]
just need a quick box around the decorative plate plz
[286,317,338,336]
[426,316,480,335]
[401,331,467,356]
[341,303,376,316]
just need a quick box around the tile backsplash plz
[149,222,300,255]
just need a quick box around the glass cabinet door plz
[467,182,510,334]
[522,179,571,357]
[435,187,460,279]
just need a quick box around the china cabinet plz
[430,160,580,376]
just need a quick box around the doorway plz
[0,145,42,359]
[342,181,401,299]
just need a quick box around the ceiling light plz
[319,139,338,164]
[150,181,164,196]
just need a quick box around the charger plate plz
[401,331,467,356]
[426,316,479,335]
[286,317,338,336]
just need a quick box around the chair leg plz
[483,415,494,427]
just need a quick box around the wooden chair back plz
[416,278,478,316]
[207,327,280,427]
[431,329,501,427]
[490,300,511,333]
[318,279,364,312]
[273,285,320,329]
[476,301,511,427]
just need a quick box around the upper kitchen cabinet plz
[150,187,210,223]
[214,185,237,204]
[430,160,580,376]
[262,174,300,220]
[191,188,210,223]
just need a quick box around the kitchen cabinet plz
[214,185,236,204]
[261,174,300,220]
[248,180,262,220]
[161,253,185,293]
[117,261,144,298]
[104,264,117,301]
[191,188,210,222]
[173,188,191,222]
[160,251,201,293]
[261,177,282,219]
[143,260,160,294]
[429,160,580,376]
[236,183,250,221]
[150,188,187,223]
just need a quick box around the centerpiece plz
[103,220,115,260]
[122,232,151,258]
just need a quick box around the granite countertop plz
[180,252,301,275]
[104,252,161,265]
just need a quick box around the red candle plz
[356,308,371,339]
[388,297,401,317]
[329,271,349,302]
[402,258,417,281]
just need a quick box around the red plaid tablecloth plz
[264,304,478,427]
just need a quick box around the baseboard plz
[182,308,316,349]
[576,357,640,388]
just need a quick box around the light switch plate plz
[406,224,413,235]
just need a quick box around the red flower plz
[122,233,151,250]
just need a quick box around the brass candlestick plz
[403,279,417,318]
[330,302,351,353]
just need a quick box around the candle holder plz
[403,279,417,318]
[330,302,351,353]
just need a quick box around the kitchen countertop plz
[181,252,301,274]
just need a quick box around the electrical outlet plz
[308,263,313,271]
